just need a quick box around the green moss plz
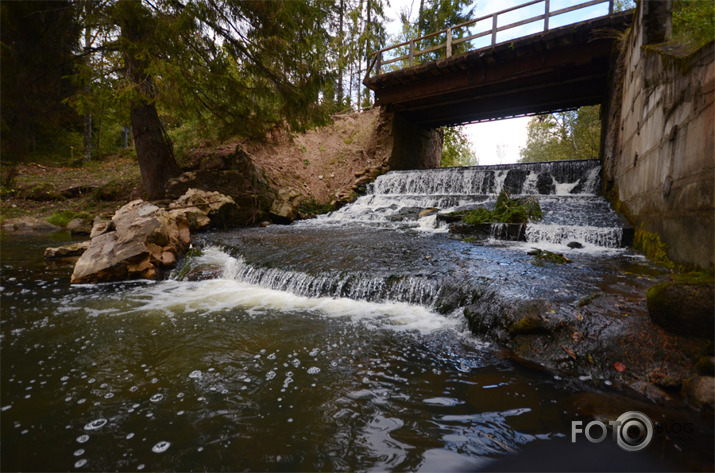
[509,314,548,335]
[633,225,674,268]
[529,249,570,265]
[185,248,203,258]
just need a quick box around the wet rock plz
[44,241,90,260]
[647,281,715,339]
[503,169,528,194]
[683,376,715,412]
[449,222,526,241]
[66,218,92,236]
[71,200,191,283]
[1,217,61,233]
[508,313,549,335]
[168,189,240,231]
[628,381,675,404]
[567,241,584,249]
[536,172,555,194]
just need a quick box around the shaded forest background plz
[2,0,712,189]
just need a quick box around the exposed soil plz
[0,109,387,223]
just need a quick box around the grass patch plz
[46,210,91,227]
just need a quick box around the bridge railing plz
[366,0,619,79]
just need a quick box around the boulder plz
[270,187,303,223]
[418,208,439,218]
[683,376,715,412]
[66,218,92,236]
[44,241,90,260]
[70,200,190,283]
[168,189,241,231]
[165,147,275,226]
[647,281,715,339]
[1,217,61,233]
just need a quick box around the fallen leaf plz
[614,361,626,372]
[562,346,576,360]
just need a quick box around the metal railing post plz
[544,0,550,31]
[409,39,415,67]
[491,13,498,46]
[446,28,453,58]
[608,0,614,15]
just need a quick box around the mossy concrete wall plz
[602,4,714,270]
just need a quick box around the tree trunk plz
[117,1,180,200]
[131,102,180,199]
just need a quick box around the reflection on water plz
[1,234,711,472]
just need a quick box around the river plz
[1,161,712,471]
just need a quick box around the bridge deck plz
[364,12,633,127]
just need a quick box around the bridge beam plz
[365,12,633,127]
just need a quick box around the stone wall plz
[602,4,714,270]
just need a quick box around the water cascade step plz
[317,159,633,248]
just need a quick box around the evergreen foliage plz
[672,0,715,48]
[458,191,543,225]
[519,106,601,163]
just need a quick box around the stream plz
[1,160,712,471]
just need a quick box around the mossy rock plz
[509,314,549,335]
[647,281,714,339]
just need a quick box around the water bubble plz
[137,464,145,470]
[309,348,320,357]
[126,433,135,439]
[266,371,276,381]
[267,353,277,361]
[104,393,114,399]
[291,358,301,368]
[74,449,85,457]
[150,393,164,402]
[188,370,202,379]
[83,418,107,431]
[152,441,171,453]
[129,385,139,392]
[76,434,90,444]
[74,458,87,468]
[150,378,158,384]
[1,405,11,412]
[307,367,321,375]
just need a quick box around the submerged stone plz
[647,281,715,339]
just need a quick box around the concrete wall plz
[602,4,715,270]
[378,110,443,170]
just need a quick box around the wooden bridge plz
[364,0,634,127]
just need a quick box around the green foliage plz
[459,191,543,225]
[46,210,90,227]
[519,106,601,163]
[633,225,674,267]
[672,0,715,47]
[441,126,478,167]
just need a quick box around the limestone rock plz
[44,241,90,260]
[1,217,61,233]
[647,281,715,339]
[683,376,715,412]
[168,188,241,231]
[66,218,92,236]
[71,200,190,283]
[270,187,303,223]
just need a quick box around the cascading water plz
[316,159,631,249]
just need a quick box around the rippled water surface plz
[1,231,711,472]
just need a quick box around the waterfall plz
[314,159,630,249]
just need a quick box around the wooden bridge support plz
[380,110,443,171]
